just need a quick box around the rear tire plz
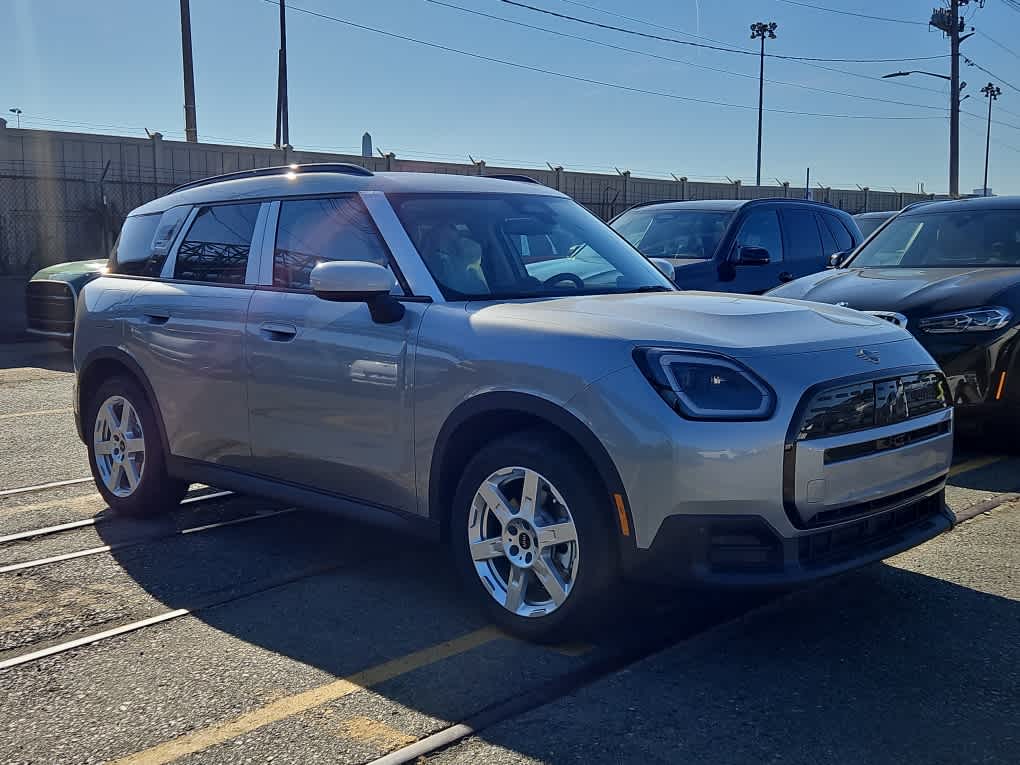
[450,428,619,643]
[85,376,188,516]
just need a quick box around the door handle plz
[778,271,795,283]
[259,322,298,341]
[143,312,170,325]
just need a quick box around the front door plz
[720,207,786,293]
[244,194,426,513]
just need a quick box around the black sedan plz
[768,196,1020,431]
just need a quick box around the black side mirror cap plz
[828,251,848,268]
[735,246,771,266]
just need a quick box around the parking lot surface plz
[2,341,1018,765]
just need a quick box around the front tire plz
[86,376,187,516]
[450,429,619,642]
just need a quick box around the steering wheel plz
[542,273,584,289]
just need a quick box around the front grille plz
[25,281,75,335]
[824,421,951,465]
[796,371,949,441]
[799,492,943,567]
[803,477,944,528]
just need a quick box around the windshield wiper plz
[628,285,673,293]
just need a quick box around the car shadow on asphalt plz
[0,340,73,373]
[453,561,1020,765]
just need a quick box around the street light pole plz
[8,108,22,128]
[750,21,777,188]
[982,82,1001,197]
[179,0,199,143]
[949,0,961,198]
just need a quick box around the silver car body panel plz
[74,170,953,570]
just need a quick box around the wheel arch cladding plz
[77,349,170,455]
[429,391,633,549]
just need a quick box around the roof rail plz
[170,163,374,193]
[484,173,543,185]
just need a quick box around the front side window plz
[849,209,1020,268]
[388,193,674,299]
[825,214,857,250]
[173,203,260,284]
[273,196,399,291]
[734,209,783,262]
[613,209,733,259]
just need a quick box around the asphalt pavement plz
[2,341,1019,765]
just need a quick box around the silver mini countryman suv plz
[73,164,954,640]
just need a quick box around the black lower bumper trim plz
[624,490,950,587]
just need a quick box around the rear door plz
[129,201,267,468]
[779,207,827,281]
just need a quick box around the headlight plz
[634,349,775,420]
[918,306,1012,334]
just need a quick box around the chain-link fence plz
[0,128,936,275]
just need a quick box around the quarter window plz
[273,196,398,291]
[734,209,783,262]
[174,203,260,284]
[108,214,162,276]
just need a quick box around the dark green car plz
[25,259,107,342]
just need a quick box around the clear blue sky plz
[7,0,1020,193]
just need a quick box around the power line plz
[975,29,1020,61]
[557,0,740,46]
[267,1,943,121]
[426,0,950,112]
[501,0,949,62]
[964,56,1020,95]
[772,0,926,25]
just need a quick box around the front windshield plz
[854,215,889,239]
[389,193,675,299]
[612,209,733,259]
[850,208,1020,268]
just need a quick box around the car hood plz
[31,259,107,281]
[768,266,1020,314]
[467,291,906,358]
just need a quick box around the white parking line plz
[0,477,94,498]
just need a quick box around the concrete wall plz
[0,125,934,274]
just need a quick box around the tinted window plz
[816,213,839,256]
[612,210,733,259]
[108,214,161,276]
[174,203,260,284]
[783,209,823,263]
[390,193,673,299]
[851,209,1020,268]
[825,214,856,251]
[734,209,783,262]
[274,196,397,290]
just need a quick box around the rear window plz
[108,215,162,276]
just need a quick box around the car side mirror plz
[649,258,675,281]
[735,246,770,266]
[310,261,405,324]
[828,251,848,268]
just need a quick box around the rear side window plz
[823,214,856,251]
[273,196,398,290]
[174,203,261,284]
[109,215,162,276]
[782,209,823,263]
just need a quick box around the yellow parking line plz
[339,716,417,751]
[949,456,1005,478]
[110,627,503,765]
[0,407,73,420]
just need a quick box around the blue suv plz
[611,199,863,294]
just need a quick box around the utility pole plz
[274,0,290,149]
[750,21,777,188]
[982,82,1001,196]
[180,0,198,142]
[929,1,979,197]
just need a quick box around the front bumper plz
[625,486,950,587]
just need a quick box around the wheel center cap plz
[503,521,538,568]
